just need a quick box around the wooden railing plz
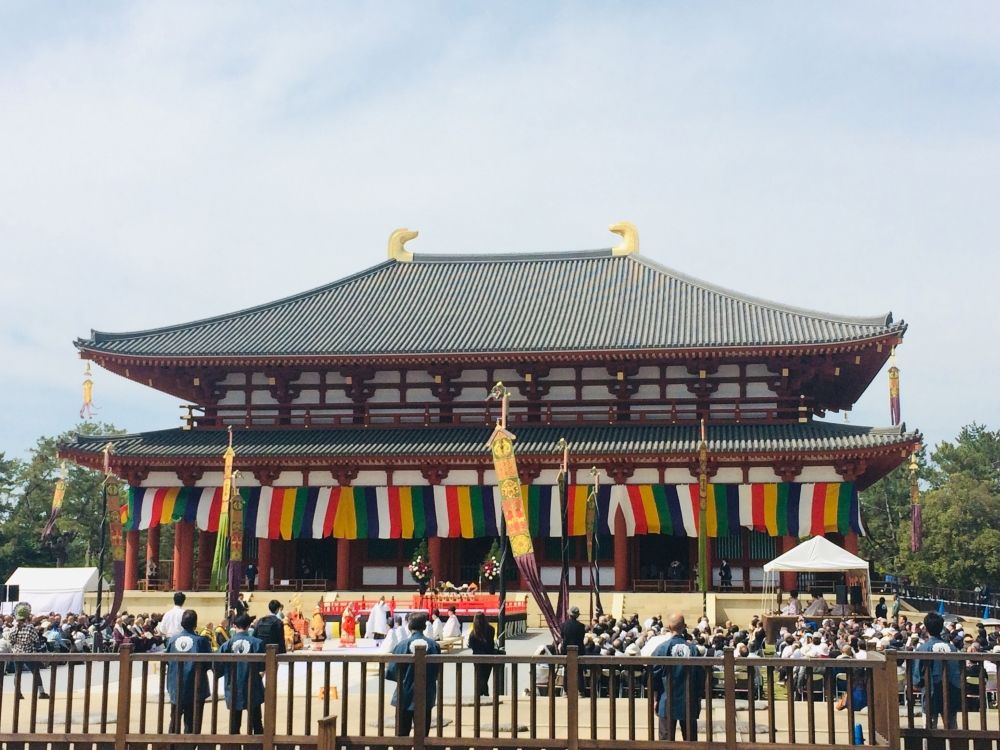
[2,645,996,749]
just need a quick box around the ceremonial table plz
[320,594,528,638]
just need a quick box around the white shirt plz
[381,626,403,653]
[158,606,184,638]
[443,614,462,639]
[781,598,802,616]
[430,617,444,641]
[804,597,829,616]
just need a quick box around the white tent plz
[764,536,869,573]
[762,536,871,614]
[5,567,101,616]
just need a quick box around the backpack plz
[254,615,282,646]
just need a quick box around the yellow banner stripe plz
[457,486,474,538]
[279,488,295,540]
[824,483,840,532]
[764,484,778,536]
[639,485,659,534]
[706,485,718,537]
[161,487,180,525]
[400,487,415,539]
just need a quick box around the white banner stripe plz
[256,488,273,538]
[196,488,214,532]
[312,488,332,539]
[376,488,391,539]
[738,484,754,527]
[548,487,562,538]
[139,489,154,531]
[679,485,697,537]
[798,484,815,538]
[433,486,450,538]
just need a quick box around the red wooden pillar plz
[124,530,140,590]
[258,538,273,590]
[173,521,195,590]
[779,535,797,592]
[336,538,350,590]
[613,509,629,592]
[428,537,443,585]
[146,526,160,581]
[197,530,216,590]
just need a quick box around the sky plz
[1,1,998,459]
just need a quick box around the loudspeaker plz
[835,585,847,605]
[849,585,863,606]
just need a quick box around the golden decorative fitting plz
[388,228,418,262]
[609,221,638,256]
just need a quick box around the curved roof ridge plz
[85,259,397,343]
[629,253,896,328]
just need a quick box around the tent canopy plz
[5,567,100,615]
[763,536,869,573]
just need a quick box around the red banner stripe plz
[267,489,284,539]
[751,484,765,531]
[628,485,647,535]
[811,484,826,535]
[388,486,402,539]
[446,486,461,538]
[207,488,224,533]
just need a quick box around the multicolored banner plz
[125,481,862,540]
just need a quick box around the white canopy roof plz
[763,536,869,573]
[6,567,101,591]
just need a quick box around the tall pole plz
[697,419,709,595]
[497,513,508,654]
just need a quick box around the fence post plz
[567,646,579,750]
[263,645,278,750]
[413,641,427,750]
[882,651,901,750]
[317,714,339,750]
[723,646,737,750]
[114,645,132,750]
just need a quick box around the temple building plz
[60,226,920,594]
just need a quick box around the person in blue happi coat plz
[386,612,441,738]
[215,613,265,735]
[913,611,962,729]
[652,612,706,741]
[165,609,214,734]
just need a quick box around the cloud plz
[1,2,998,456]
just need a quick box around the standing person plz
[559,606,586,693]
[443,606,462,639]
[369,596,389,642]
[890,593,901,622]
[165,610,213,733]
[214,613,265,735]
[466,613,496,696]
[719,560,733,591]
[159,592,187,639]
[10,603,49,700]
[244,562,258,593]
[233,593,248,618]
[913,611,962,729]
[875,597,888,619]
[253,600,286,654]
[386,613,441,738]
[652,613,705,741]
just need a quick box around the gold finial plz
[609,221,639,256]
[388,228,418,262]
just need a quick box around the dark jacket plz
[560,618,586,653]
[165,629,213,705]
[386,633,441,710]
[214,632,265,710]
[253,614,285,654]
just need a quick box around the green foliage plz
[0,422,124,581]
[862,422,1000,589]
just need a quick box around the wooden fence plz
[1,646,997,750]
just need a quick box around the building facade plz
[61,228,920,593]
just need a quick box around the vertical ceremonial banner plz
[909,451,922,553]
[555,470,570,625]
[41,463,67,540]
[227,485,244,611]
[488,383,560,640]
[212,438,236,591]
[697,421,710,593]
[584,477,603,616]
[105,477,127,622]
[889,348,901,426]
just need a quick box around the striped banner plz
[125,482,862,540]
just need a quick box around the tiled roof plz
[77,250,904,358]
[61,422,918,461]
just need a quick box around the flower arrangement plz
[409,538,432,583]
[480,539,502,581]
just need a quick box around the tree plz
[859,445,929,576]
[0,422,124,581]
[896,474,1000,589]
[930,423,1000,492]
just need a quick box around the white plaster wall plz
[354,470,388,485]
[630,468,660,483]
[293,372,321,385]
[309,471,335,486]
[273,471,306,487]
[547,385,576,400]
[746,382,776,398]
[636,366,659,379]
[713,382,741,398]
[711,468,743,483]
[581,385,608,400]
[392,470,426,485]
[666,383,689,399]
[442,470,480,485]
[664,468,696,483]
[220,372,246,385]
[250,373,269,385]
[197,472,228,487]
[747,467,782,483]
[218,390,245,405]
[407,370,434,383]
[407,387,434,403]
[141,471,182,487]
[635,384,660,399]
[581,367,608,380]
[372,370,401,384]
[548,368,575,380]
[324,391,351,405]
[716,364,740,378]
[250,389,279,405]
[368,388,400,404]
[797,466,844,482]
[293,389,321,405]
[325,372,347,385]
[746,364,776,377]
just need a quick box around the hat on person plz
[625,643,640,656]
[569,606,580,618]
[14,602,31,621]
